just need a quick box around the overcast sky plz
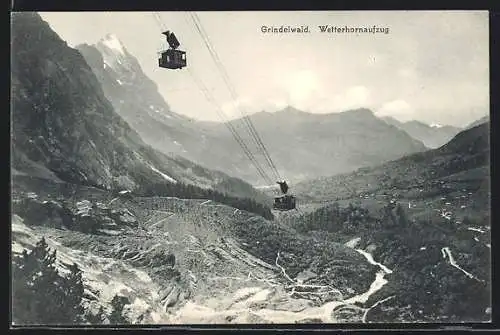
[39,11,489,127]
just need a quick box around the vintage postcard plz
[10,10,490,325]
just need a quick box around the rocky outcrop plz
[12,193,138,234]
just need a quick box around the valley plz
[76,34,428,185]
[10,11,491,326]
[12,177,392,324]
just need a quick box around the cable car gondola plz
[159,30,187,70]
[273,181,297,211]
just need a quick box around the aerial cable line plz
[150,12,274,187]
[152,12,167,32]
[187,67,274,186]
[189,12,283,183]
[155,10,281,185]
[179,14,274,186]
[189,12,281,182]
[179,13,275,187]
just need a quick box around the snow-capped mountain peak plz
[95,33,139,74]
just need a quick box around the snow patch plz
[430,123,443,128]
[116,79,123,85]
[97,229,122,236]
[344,237,361,249]
[148,164,177,183]
[101,34,125,54]
[467,227,486,233]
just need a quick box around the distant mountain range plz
[74,39,430,185]
[205,107,427,184]
[381,116,462,149]
[78,33,488,186]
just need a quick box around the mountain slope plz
[76,38,265,186]
[209,107,427,183]
[11,12,267,203]
[382,116,462,149]
[76,37,207,158]
[295,122,490,208]
[77,39,427,184]
[464,115,489,130]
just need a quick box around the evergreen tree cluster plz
[295,201,418,237]
[296,202,373,234]
[12,237,130,325]
[138,181,274,220]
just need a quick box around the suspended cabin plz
[273,181,297,211]
[159,30,186,70]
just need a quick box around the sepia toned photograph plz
[10,10,490,325]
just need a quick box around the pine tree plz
[59,263,86,323]
[395,204,408,227]
[12,237,86,325]
[86,306,106,325]
[108,295,131,324]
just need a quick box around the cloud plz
[39,11,488,127]
[263,99,288,111]
[221,97,254,118]
[376,99,415,121]
[255,84,373,115]
[397,68,418,79]
[317,85,371,113]
[343,86,371,107]
[285,70,320,110]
